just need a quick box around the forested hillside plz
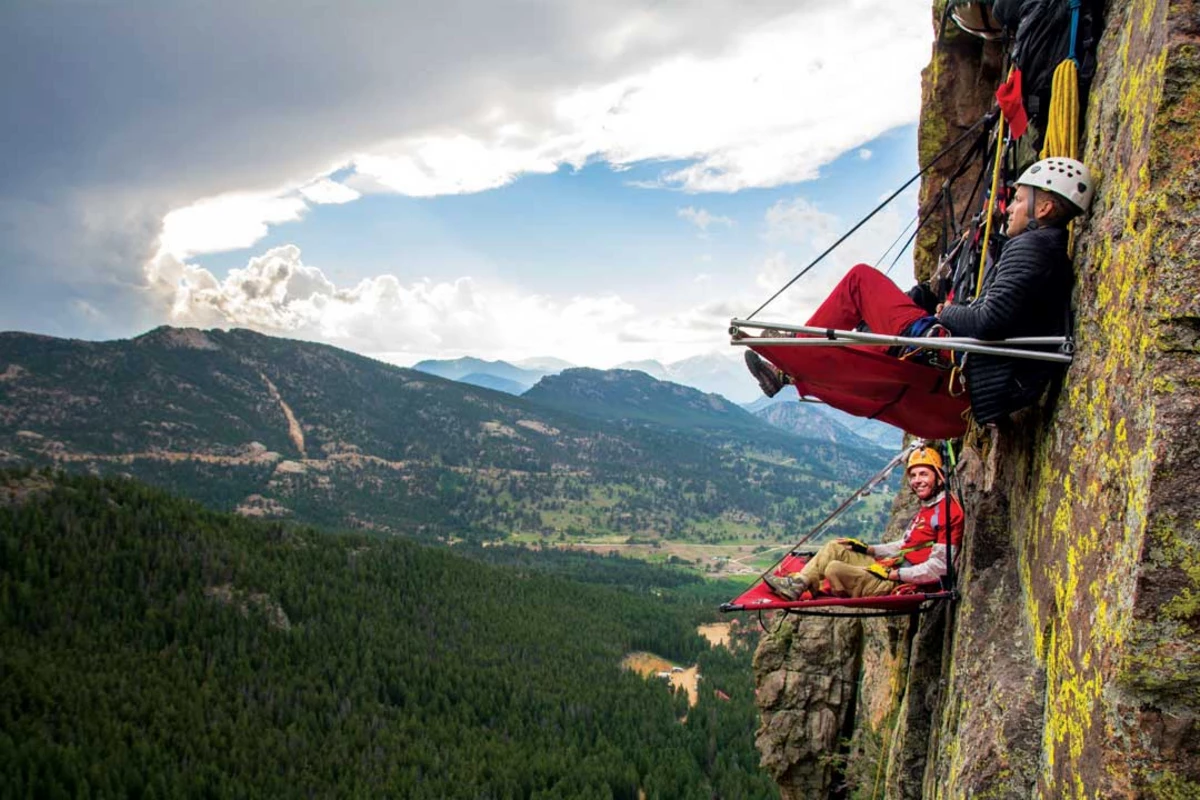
[0,471,776,798]
[0,327,891,548]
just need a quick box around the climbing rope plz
[1041,0,1083,160]
[746,444,919,590]
[1040,0,1082,247]
[1040,59,1079,160]
[875,213,919,266]
[884,222,925,277]
[974,113,1007,296]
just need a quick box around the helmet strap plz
[1026,188,1039,231]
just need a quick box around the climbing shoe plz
[763,573,808,600]
[744,351,788,398]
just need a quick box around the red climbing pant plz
[806,264,927,335]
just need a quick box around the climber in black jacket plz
[936,157,1094,423]
[743,157,1095,428]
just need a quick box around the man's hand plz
[888,569,901,581]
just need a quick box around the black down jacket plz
[937,226,1072,424]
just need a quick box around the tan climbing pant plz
[794,540,898,599]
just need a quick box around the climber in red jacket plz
[764,446,964,599]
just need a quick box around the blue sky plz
[193,128,919,297]
[0,0,932,369]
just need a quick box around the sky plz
[0,0,934,370]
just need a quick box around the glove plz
[867,563,891,579]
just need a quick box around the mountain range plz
[413,351,756,402]
[415,353,905,448]
[0,327,890,544]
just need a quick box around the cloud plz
[678,206,734,233]
[3,0,931,287]
[752,192,919,324]
[159,193,309,259]
[300,179,361,205]
[148,245,681,365]
[764,198,841,244]
[859,149,874,160]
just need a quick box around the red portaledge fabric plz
[722,553,950,613]
[752,342,970,440]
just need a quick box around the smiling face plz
[908,465,940,501]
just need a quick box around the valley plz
[0,327,898,568]
[1,471,779,798]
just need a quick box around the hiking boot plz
[763,573,808,600]
[745,351,789,398]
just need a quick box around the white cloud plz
[751,192,919,324]
[764,198,841,244]
[352,135,563,197]
[678,206,734,232]
[148,245,700,366]
[159,193,308,259]
[149,1,930,257]
[300,179,361,205]
[859,149,873,160]
[3,0,934,348]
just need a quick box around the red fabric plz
[896,496,965,565]
[725,592,948,613]
[754,343,969,439]
[995,68,1029,139]
[722,553,947,613]
[751,262,967,441]
[806,264,927,334]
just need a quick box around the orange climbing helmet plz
[907,445,944,479]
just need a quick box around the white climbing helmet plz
[1015,157,1095,215]
[950,1,1004,40]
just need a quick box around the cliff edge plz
[752,0,1200,797]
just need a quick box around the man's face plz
[1006,184,1033,237]
[908,465,940,500]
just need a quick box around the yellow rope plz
[975,113,1006,295]
[1040,59,1079,160]
[870,722,891,800]
[1039,58,1080,246]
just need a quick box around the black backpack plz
[992,0,1099,142]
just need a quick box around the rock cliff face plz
[752,0,1200,797]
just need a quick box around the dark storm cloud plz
[0,0,803,336]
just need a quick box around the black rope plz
[883,218,925,277]
[875,213,919,266]
[746,109,996,321]
[958,146,992,230]
[745,445,915,591]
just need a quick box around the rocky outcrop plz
[913,2,1006,284]
[754,617,863,797]
[754,0,1200,796]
